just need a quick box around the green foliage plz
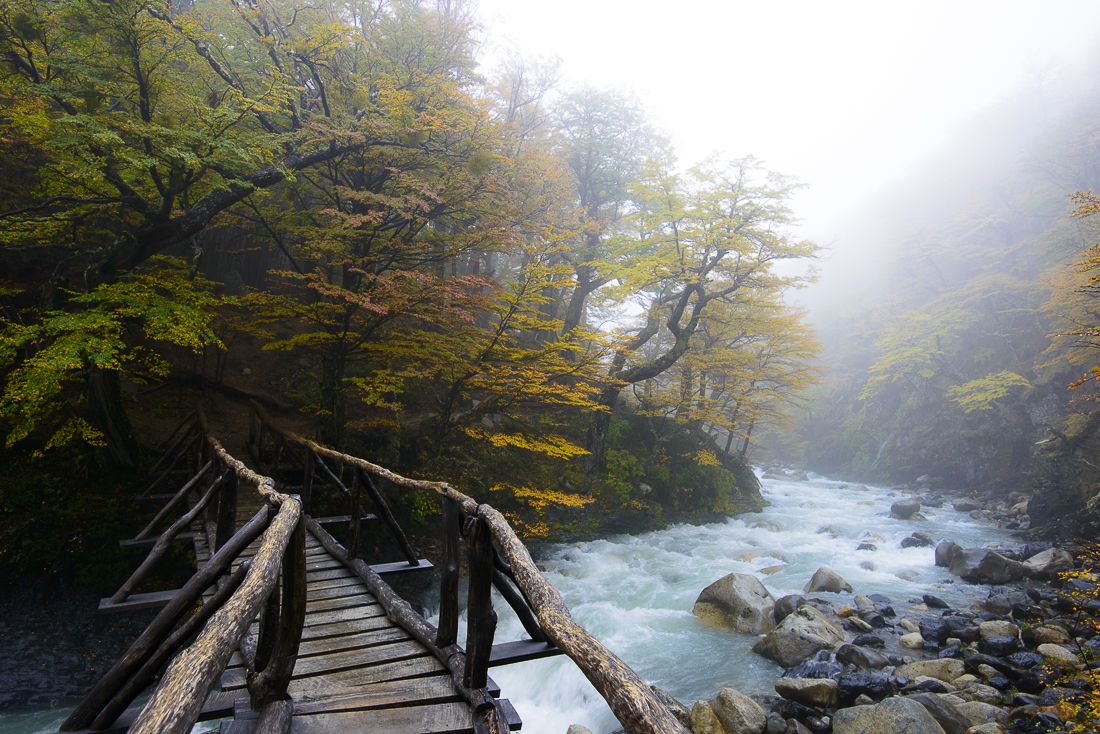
[604,448,642,506]
[0,257,226,452]
[946,371,1031,412]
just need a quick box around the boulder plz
[836,671,897,706]
[803,566,853,594]
[832,696,947,734]
[900,632,925,649]
[1037,643,1081,667]
[977,621,1018,639]
[964,725,1007,734]
[935,541,962,567]
[907,693,970,734]
[774,677,838,708]
[690,701,724,734]
[693,573,777,634]
[953,500,982,512]
[836,643,890,670]
[1022,547,1074,579]
[902,532,936,548]
[896,659,966,683]
[1022,624,1068,646]
[566,727,594,734]
[892,498,922,519]
[955,701,1009,727]
[774,594,804,624]
[948,549,1027,584]
[709,687,766,734]
[751,606,847,668]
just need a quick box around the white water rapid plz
[466,472,1018,734]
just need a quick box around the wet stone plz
[1007,652,1044,669]
[978,635,1021,657]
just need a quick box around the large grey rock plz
[690,701,724,734]
[694,573,776,634]
[833,696,947,734]
[566,727,594,734]
[892,498,922,519]
[774,677,838,708]
[803,566,853,594]
[836,643,890,670]
[907,693,971,734]
[948,548,1027,584]
[896,659,965,683]
[751,605,847,668]
[774,594,804,623]
[709,687,766,734]
[1022,547,1074,579]
[955,701,1009,727]
[935,541,961,568]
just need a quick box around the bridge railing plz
[62,411,306,734]
[248,401,689,734]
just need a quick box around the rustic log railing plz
[247,401,689,734]
[64,412,305,734]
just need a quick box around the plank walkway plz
[185,467,522,734]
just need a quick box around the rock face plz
[804,566,853,594]
[891,498,922,519]
[947,548,1026,584]
[709,687,767,734]
[693,573,776,634]
[832,696,948,734]
[751,606,847,667]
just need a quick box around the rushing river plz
[0,472,1017,734]
[473,472,1018,734]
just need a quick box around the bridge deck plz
[185,480,520,734]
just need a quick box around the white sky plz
[473,0,1100,245]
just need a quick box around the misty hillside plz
[763,67,1100,516]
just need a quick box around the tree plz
[582,156,819,477]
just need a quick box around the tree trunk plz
[85,363,139,467]
[583,385,620,478]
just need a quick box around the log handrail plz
[249,400,689,734]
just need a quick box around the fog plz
[474,0,1100,323]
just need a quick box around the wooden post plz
[349,470,362,561]
[301,451,314,515]
[249,515,306,710]
[133,461,213,541]
[491,567,547,643]
[253,568,281,676]
[437,498,461,649]
[215,468,239,552]
[464,516,496,692]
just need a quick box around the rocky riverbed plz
[0,577,157,714]
[586,482,1098,734]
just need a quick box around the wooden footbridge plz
[58,403,687,734]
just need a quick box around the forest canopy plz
[0,0,821,538]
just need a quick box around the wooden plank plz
[488,639,563,667]
[302,583,369,602]
[370,559,434,576]
[273,676,461,715]
[220,647,445,691]
[313,514,378,525]
[286,700,517,734]
[98,589,179,613]
[275,613,397,642]
[300,603,387,628]
[305,567,355,582]
[304,594,376,614]
[119,532,198,549]
[306,576,366,593]
[225,627,413,669]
